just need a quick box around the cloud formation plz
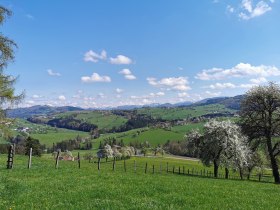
[119,69,137,80]
[81,73,111,83]
[239,0,273,20]
[47,69,61,77]
[58,95,66,101]
[147,76,191,91]
[209,82,236,89]
[196,63,280,80]
[116,88,124,93]
[110,55,132,65]
[84,50,107,63]
[178,92,189,98]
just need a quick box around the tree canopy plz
[186,120,251,178]
[240,82,280,183]
[0,6,23,137]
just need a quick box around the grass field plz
[137,104,236,120]
[0,155,278,209]
[31,130,89,147]
[2,119,90,147]
[97,122,205,147]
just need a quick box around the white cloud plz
[209,82,236,89]
[205,91,221,97]
[250,77,267,84]
[239,83,258,88]
[124,74,136,80]
[32,94,41,99]
[142,99,152,104]
[110,55,132,65]
[147,76,191,91]
[239,0,273,20]
[119,69,132,75]
[116,88,124,93]
[84,50,107,63]
[47,69,61,77]
[196,63,280,80]
[227,5,235,13]
[156,92,165,96]
[27,100,35,104]
[98,93,105,98]
[81,73,111,83]
[149,92,165,97]
[58,95,66,101]
[178,92,189,98]
[178,67,184,71]
[119,68,136,80]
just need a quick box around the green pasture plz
[31,130,89,147]
[97,122,205,147]
[137,104,236,120]
[0,155,278,210]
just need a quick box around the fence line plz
[3,155,274,183]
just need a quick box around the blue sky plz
[1,0,280,108]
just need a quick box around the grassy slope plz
[97,122,204,147]
[7,119,89,147]
[0,155,278,210]
[137,104,236,120]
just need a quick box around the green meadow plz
[0,155,278,210]
[137,104,236,120]
[98,122,205,147]
[8,119,90,147]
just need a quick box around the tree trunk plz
[247,167,252,180]
[225,167,229,179]
[267,137,280,183]
[239,169,243,180]
[214,160,219,178]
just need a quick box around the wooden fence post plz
[188,169,189,175]
[166,162,169,173]
[124,159,126,172]
[145,162,148,173]
[98,158,101,171]
[28,148,32,169]
[173,166,175,174]
[78,152,81,169]
[55,150,60,169]
[7,144,14,169]
[113,157,116,171]
[179,166,181,175]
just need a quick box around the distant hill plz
[6,95,244,119]
[7,105,84,118]
[191,95,244,110]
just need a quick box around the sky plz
[1,0,280,108]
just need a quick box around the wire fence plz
[90,157,274,183]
